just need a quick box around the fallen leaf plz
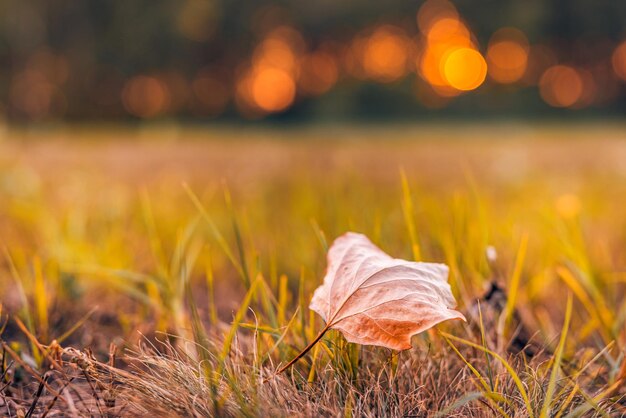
[271,232,465,379]
[310,232,465,350]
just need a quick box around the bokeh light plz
[253,38,299,75]
[362,26,411,83]
[574,68,597,108]
[235,26,303,115]
[8,48,69,120]
[612,40,626,81]
[121,76,171,118]
[418,27,472,90]
[416,0,486,96]
[251,67,296,112]
[426,18,469,42]
[298,51,339,96]
[487,28,529,84]
[443,48,487,91]
[0,2,622,120]
[539,65,583,108]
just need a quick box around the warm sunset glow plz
[539,65,583,108]
[487,28,529,84]
[419,46,463,92]
[121,76,170,118]
[235,26,304,115]
[443,48,487,91]
[251,67,296,112]
[612,40,626,81]
[418,26,473,87]
[362,26,411,83]
[415,0,485,96]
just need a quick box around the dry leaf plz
[271,232,465,379]
[310,232,465,350]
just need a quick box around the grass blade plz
[499,233,528,338]
[540,292,573,418]
[219,275,261,370]
[182,182,245,282]
[400,168,421,261]
[440,331,534,418]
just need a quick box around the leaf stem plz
[265,323,330,382]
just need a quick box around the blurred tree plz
[0,0,623,121]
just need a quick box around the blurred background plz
[0,0,625,123]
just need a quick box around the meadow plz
[1,123,626,416]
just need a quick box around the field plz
[1,123,626,416]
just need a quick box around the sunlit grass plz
[1,125,625,416]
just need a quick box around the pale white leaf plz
[310,232,465,350]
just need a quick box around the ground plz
[1,122,626,416]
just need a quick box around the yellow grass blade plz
[440,331,534,418]
[3,247,34,333]
[310,219,328,252]
[219,275,260,368]
[400,168,421,261]
[556,266,612,343]
[540,292,573,418]
[32,257,49,343]
[277,274,289,325]
[206,261,218,327]
[499,233,528,337]
[307,342,321,383]
[182,182,245,281]
[140,188,169,278]
[554,341,615,418]
[554,383,579,418]
[477,302,495,391]
[56,307,98,344]
[261,307,300,359]
[441,333,510,411]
